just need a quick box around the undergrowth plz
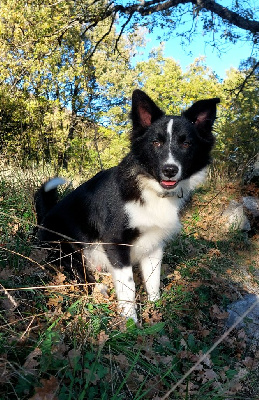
[0,163,258,399]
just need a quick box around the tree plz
[215,58,259,171]
[0,0,141,169]
[72,1,258,51]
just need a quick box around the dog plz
[35,89,220,321]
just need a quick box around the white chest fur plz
[125,181,182,263]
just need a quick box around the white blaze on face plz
[165,118,182,178]
[167,118,174,137]
[166,119,175,164]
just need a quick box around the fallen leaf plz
[29,376,59,400]
[51,272,67,286]
[84,369,100,385]
[98,330,109,347]
[173,270,182,280]
[203,368,217,381]
[68,348,81,368]
[210,304,229,320]
[23,347,42,375]
[113,354,129,370]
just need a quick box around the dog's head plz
[130,89,220,192]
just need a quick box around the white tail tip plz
[44,177,67,192]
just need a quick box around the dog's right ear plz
[130,90,164,135]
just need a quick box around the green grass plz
[0,163,258,399]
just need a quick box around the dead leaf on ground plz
[0,267,14,280]
[210,304,229,320]
[29,375,59,400]
[29,248,48,263]
[97,330,109,347]
[51,272,67,286]
[23,347,42,375]
[68,348,81,368]
[242,356,258,370]
[203,368,218,382]
[0,355,11,384]
[113,354,129,371]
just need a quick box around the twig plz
[0,283,93,292]
[19,316,36,340]
[0,283,18,308]
[225,60,259,97]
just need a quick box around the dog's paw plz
[118,301,138,323]
[148,292,160,302]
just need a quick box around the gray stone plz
[242,196,259,218]
[222,200,251,231]
[243,153,259,184]
[226,294,259,344]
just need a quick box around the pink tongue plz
[162,180,177,186]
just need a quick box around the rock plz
[226,294,259,345]
[243,153,259,185]
[242,196,259,218]
[222,200,251,231]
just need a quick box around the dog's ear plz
[183,98,220,137]
[131,90,164,133]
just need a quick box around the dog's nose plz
[162,164,179,178]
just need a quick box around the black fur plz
[35,90,220,320]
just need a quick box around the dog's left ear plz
[131,89,164,134]
[183,98,220,137]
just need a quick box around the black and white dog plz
[35,90,219,321]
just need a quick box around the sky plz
[120,0,258,79]
[139,33,255,80]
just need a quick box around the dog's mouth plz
[160,180,178,190]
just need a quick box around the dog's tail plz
[34,177,66,224]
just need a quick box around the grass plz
[0,161,258,399]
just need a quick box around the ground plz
[0,165,258,399]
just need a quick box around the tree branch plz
[226,60,259,97]
[112,0,259,37]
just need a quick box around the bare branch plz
[111,0,259,37]
[114,13,134,53]
[226,60,259,97]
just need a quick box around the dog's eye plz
[153,140,162,148]
[182,141,191,148]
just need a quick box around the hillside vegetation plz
[0,1,258,398]
[0,161,258,399]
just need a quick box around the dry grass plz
[0,162,258,399]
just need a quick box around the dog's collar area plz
[159,187,184,198]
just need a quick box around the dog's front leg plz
[140,247,163,302]
[111,266,137,322]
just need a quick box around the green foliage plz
[0,0,139,172]
[215,59,259,171]
[135,53,220,113]
[132,53,258,175]
[0,2,258,176]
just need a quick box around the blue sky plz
[120,0,258,79]
[138,31,254,80]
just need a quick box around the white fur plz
[125,177,182,262]
[165,119,182,179]
[123,168,207,308]
[83,167,207,320]
[124,175,182,305]
[111,266,137,321]
[167,118,174,135]
[179,167,208,194]
[140,246,163,302]
[83,243,112,272]
[44,177,66,192]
